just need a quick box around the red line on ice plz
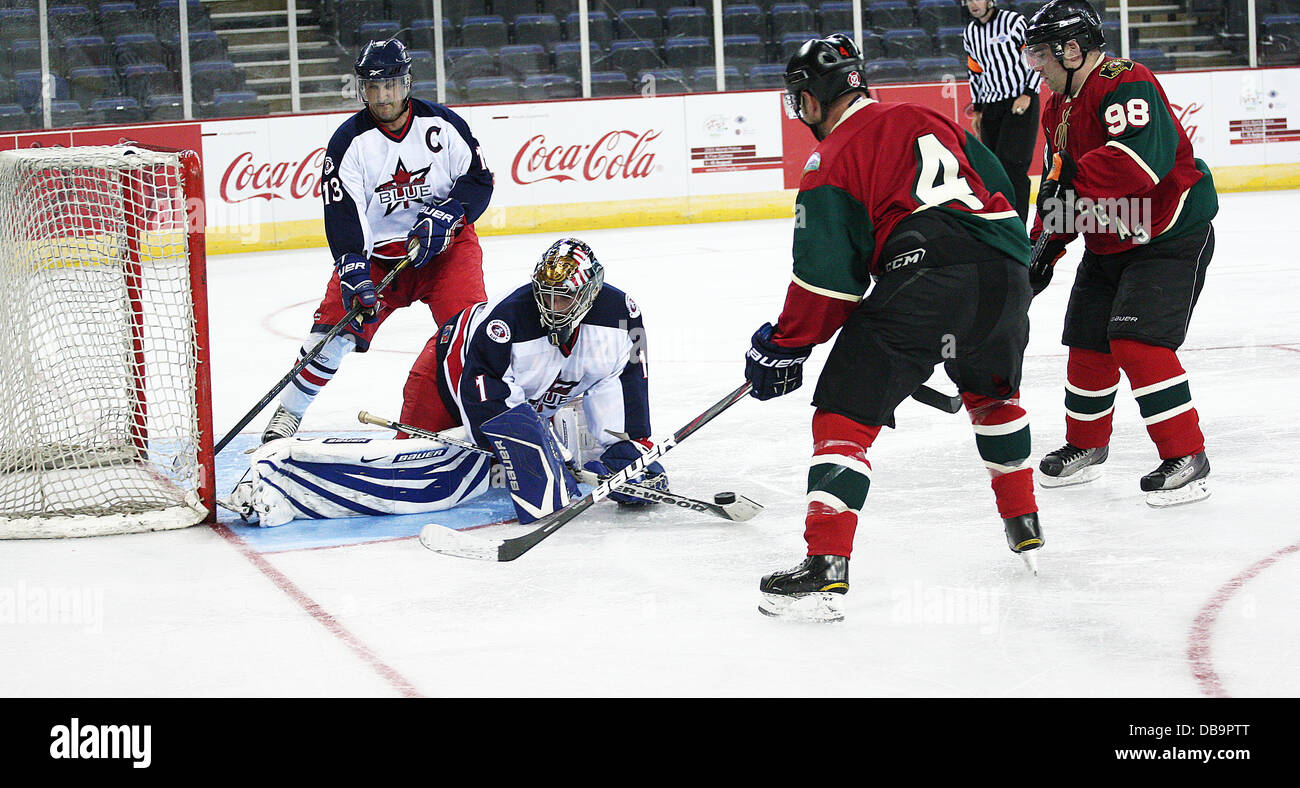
[1187,541,1300,697]
[212,523,424,697]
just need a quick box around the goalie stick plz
[356,411,762,522]
[213,256,413,455]
[417,381,754,561]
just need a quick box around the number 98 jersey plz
[1034,56,1217,256]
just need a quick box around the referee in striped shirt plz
[963,0,1042,223]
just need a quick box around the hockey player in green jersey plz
[744,34,1043,622]
[1024,0,1217,507]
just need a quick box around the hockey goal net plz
[0,144,214,538]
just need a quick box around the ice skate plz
[1038,443,1108,487]
[1141,451,1210,507]
[758,555,848,622]
[261,404,302,444]
[1003,513,1044,575]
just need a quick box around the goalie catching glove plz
[584,439,669,506]
[406,197,465,268]
[336,252,379,329]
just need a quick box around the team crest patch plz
[626,294,640,318]
[487,319,511,343]
[323,156,335,176]
[803,152,821,175]
[847,71,861,87]
[439,322,454,344]
[1099,59,1135,79]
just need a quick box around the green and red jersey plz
[774,97,1030,347]
[1031,55,1218,254]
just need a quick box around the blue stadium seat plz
[49,99,86,128]
[723,5,766,39]
[68,66,118,106]
[914,55,963,82]
[917,0,965,34]
[206,90,269,118]
[123,62,178,101]
[551,41,604,78]
[819,2,855,35]
[936,26,966,59]
[15,71,70,111]
[521,73,580,100]
[691,65,742,91]
[493,0,539,23]
[499,43,551,80]
[609,39,661,77]
[91,95,145,124]
[864,58,911,83]
[190,60,243,102]
[146,94,186,120]
[664,36,712,70]
[10,40,43,74]
[115,33,167,69]
[49,5,96,39]
[406,18,455,52]
[639,68,688,95]
[724,34,766,66]
[883,27,933,60]
[869,0,917,31]
[617,9,663,42]
[771,3,816,40]
[0,104,33,132]
[464,75,522,103]
[62,36,112,72]
[589,70,633,96]
[459,16,510,50]
[445,47,497,81]
[0,8,39,41]
[666,7,711,39]
[747,63,787,89]
[514,14,562,47]
[565,11,615,47]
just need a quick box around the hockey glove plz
[336,253,379,329]
[406,197,466,269]
[584,439,668,506]
[745,322,814,401]
[1028,235,1068,296]
[1036,150,1077,217]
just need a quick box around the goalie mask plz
[532,238,604,348]
[355,38,412,124]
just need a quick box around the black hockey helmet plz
[782,34,868,121]
[1024,0,1106,61]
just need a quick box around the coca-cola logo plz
[511,130,661,185]
[1170,102,1204,143]
[220,147,326,203]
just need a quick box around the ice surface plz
[2,190,1297,697]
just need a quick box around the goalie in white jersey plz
[232,239,669,528]
[261,37,494,444]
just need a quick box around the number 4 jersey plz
[1033,56,1217,255]
[775,96,1030,346]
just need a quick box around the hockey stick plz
[912,384,963,414]
[417,381,755,561]
[213,257,412,455]
[357,410,762,522]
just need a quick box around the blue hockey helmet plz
[354,38,412,117]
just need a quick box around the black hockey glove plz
[745,322,814,401]
[1036,150,1077,216]
[1028,234,1068,296]
[336,253,379,329]
[406,197,465,268]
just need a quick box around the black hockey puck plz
[714,492,737,505]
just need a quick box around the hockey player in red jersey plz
[746,34,1042,622]
[1023,0,1217,507]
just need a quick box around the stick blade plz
[719,496,764,522]
[418,524,505,561]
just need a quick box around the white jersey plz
[321,98,493,262]
[435,283,652,450]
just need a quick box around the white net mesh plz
[0,146,208,538]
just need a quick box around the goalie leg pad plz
[240,437,491,527]
[482,404,580,524]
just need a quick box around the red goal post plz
[0,143,215,538]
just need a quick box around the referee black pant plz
[978,92,1039,225]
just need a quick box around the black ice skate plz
[1003,513,1044,575]
[758,555,848,623]
[261,405,301,444]
[1141,451,1210,507]
[1038,443,1108,487]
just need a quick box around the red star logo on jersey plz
[374,158,433,215]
